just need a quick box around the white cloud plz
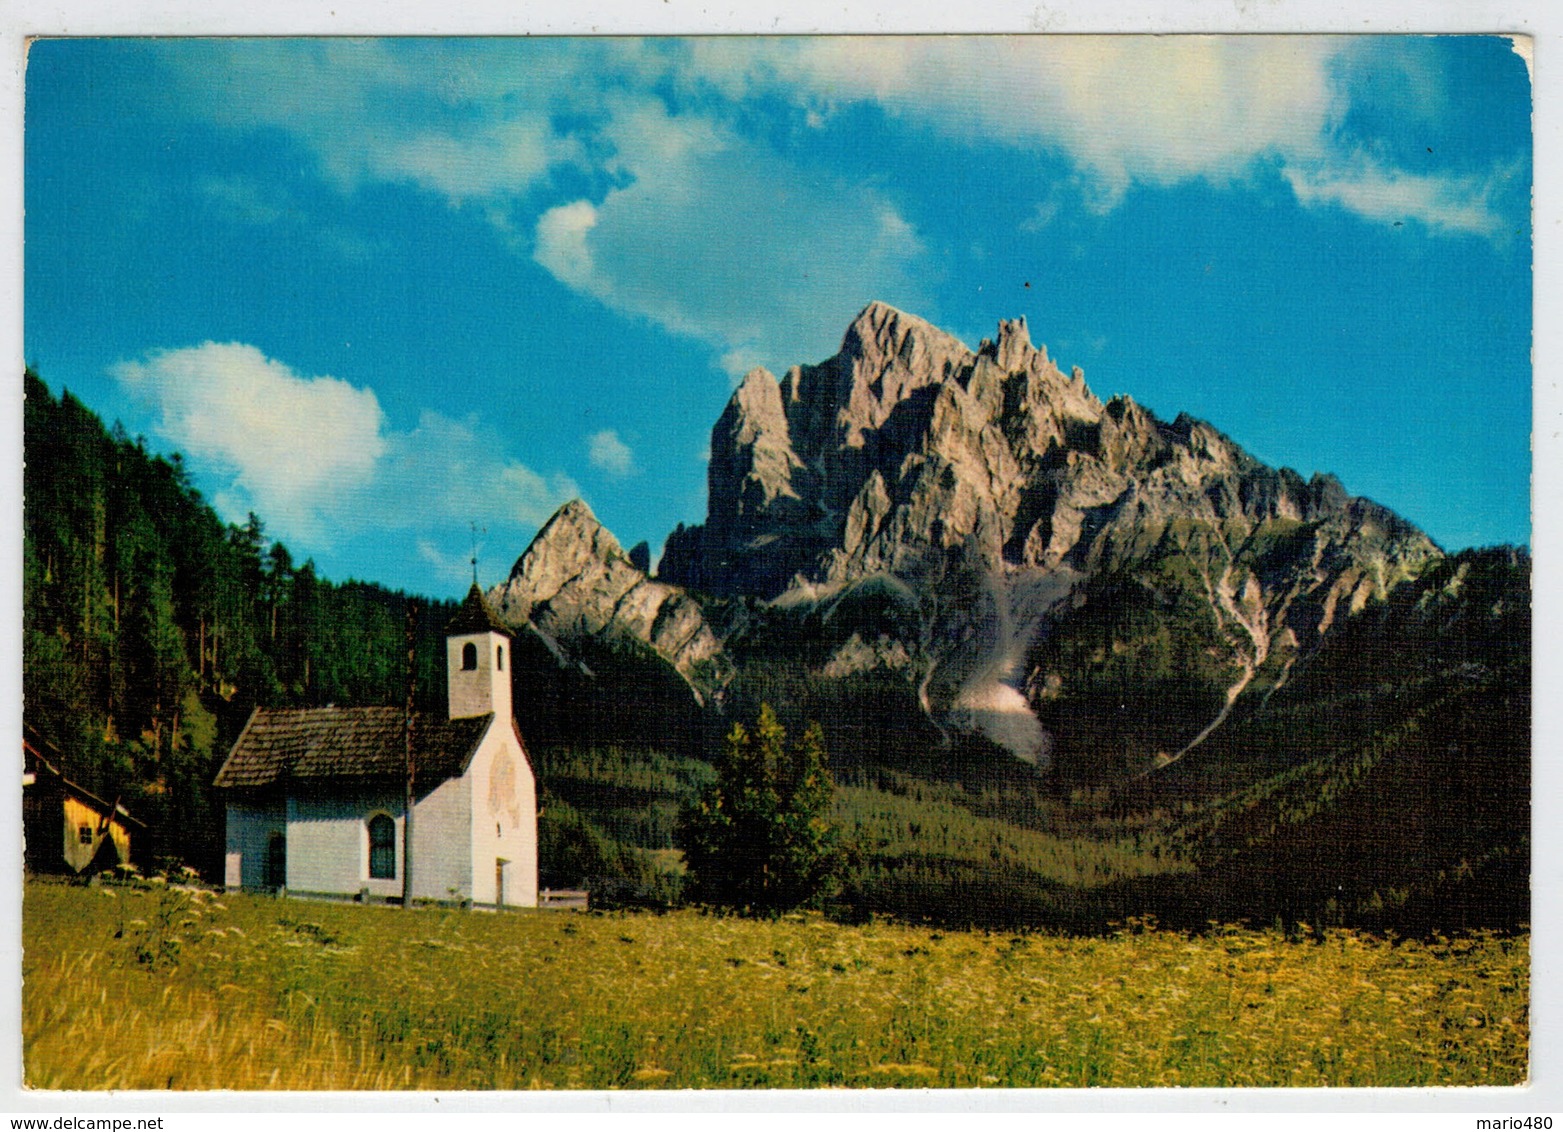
[417,538,477,589]
[159,42,933,371]
[381,118,565,202]
[533,96,928,373]
[161,38,1520,245]
[533,199,600,291]
[155,39,580,204]
[587,429,637,477]
[375,409,579,531]
[693,37,1332,187]
[198,175,286,226]
[111,343,576,552]
[1282,162,1509,238]
[698,36,1512,237]
[157,36,1519,379]
[718,346,765,380]
[112,343,386,543]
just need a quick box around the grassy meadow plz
[23,878,1527,1090]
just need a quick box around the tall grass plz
[24,879,1526,1090]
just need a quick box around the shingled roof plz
[24,725,147,830]
[446,583,513,638]
[214,707,493,791]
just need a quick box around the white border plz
[0,1,1555,1123]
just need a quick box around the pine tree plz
[680,703,843,913]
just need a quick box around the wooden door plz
[265,831,286,890]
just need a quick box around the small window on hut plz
[78,824,93,844]
[461,642,478,671]
[368,814,396,879]
[496,644,504,671]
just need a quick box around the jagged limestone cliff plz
[655,302,1439,765]
[488,500,729,705]
[502,303,1442,768]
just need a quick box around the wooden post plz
[402,600,418,909]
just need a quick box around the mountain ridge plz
[581,300,1431,766]
[488,499,729,705]
[18,335,1528,931]
[499,302,1442,770]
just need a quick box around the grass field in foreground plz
[22,879,1527,1090]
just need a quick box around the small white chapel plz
[215,585,538,906]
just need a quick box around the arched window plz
[368,814,396,879]
[461,642,478,671]
[496,644,504,671]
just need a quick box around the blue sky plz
[23,36,1532,599]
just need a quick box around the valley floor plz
[21,878,1527,1090]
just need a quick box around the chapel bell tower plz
[445,584,515,722]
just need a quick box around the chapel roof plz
[446,583,514,638]
[213,706,492,791]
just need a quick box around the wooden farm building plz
[23,726,145,876]
[214,585,539,907]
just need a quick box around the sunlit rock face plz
[652,302,1439,765]
[489,499,727,705]
[499,304,1438,766]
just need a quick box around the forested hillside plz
[22,368,1530,935]
[22,370,457,871]
[534,545,1531,934]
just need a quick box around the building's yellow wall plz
[60,796,130,873]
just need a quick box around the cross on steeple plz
[469,521,486,587]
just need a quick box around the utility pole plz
[402,599,418,909]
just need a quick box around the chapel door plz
[495,858,508,907]
[265,831,286,890]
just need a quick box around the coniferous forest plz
[22,371,457,873]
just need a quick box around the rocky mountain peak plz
[665,303,1125,595]
[840,301,971,374]
[653,303,1443,765]
[707,367,812,551]
[485,305,1448,775]
[490,498,727,703]
[504,497,623,601]
[765,304,981,468]
[989,315,1037,371]
[720,368,793,465]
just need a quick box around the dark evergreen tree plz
[680,703,843,913]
